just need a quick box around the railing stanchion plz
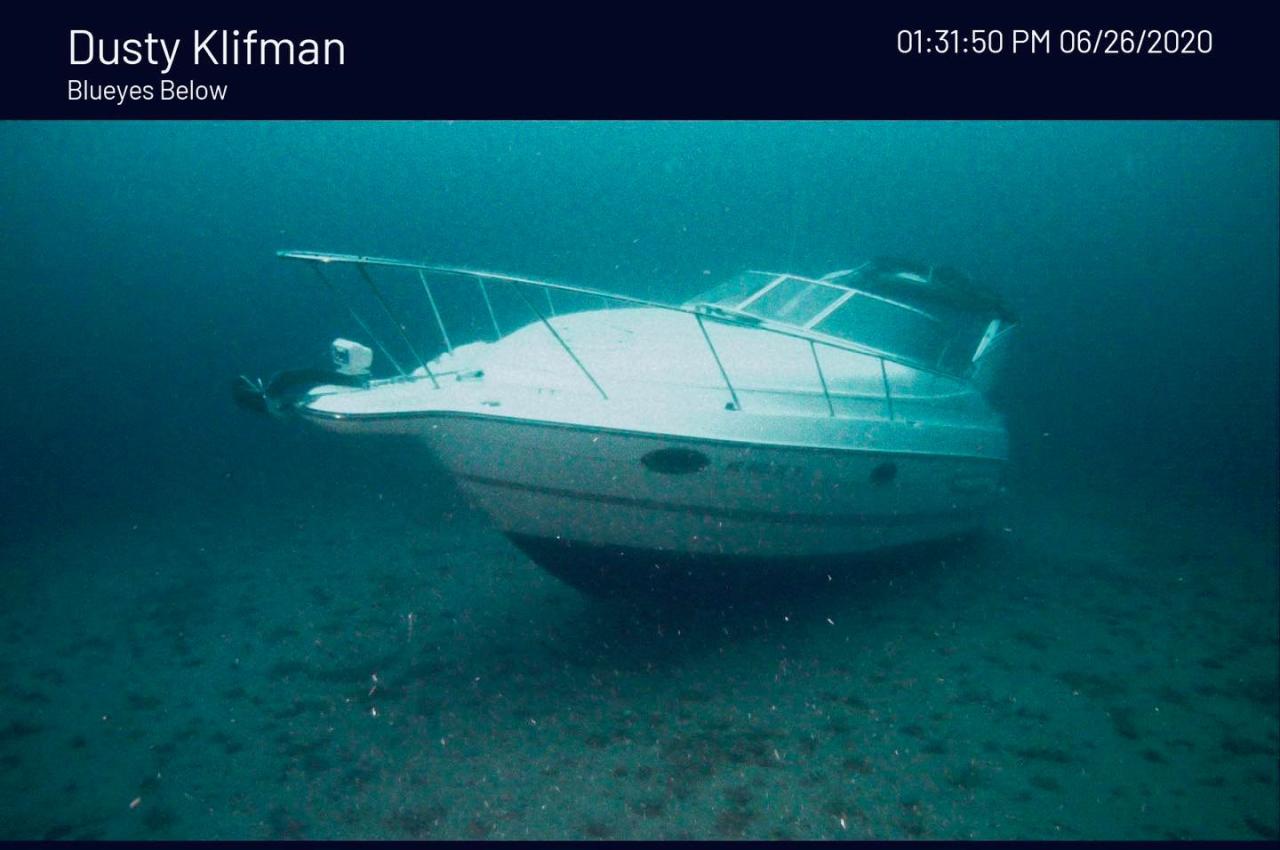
[418,270,453,355]
[879,357,894,421]
[511,282,608,401]
[696,314,741,411]
[357,265,438,388]
[811,341,834,417]
[477,276,502,341]
[310,264,407,377]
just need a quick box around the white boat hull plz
[440,415,998,557]
[303,407,1003,561]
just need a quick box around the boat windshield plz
[688,268,1007,376]
[691,272,845,324]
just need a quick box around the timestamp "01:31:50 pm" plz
[896,29,1213,56]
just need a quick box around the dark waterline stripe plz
[459,473,991,527]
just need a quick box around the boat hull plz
[405,412,1003,562]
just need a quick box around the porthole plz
[641,448,710,475]
[870,461,898,486]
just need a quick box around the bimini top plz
[685,258,1016,378]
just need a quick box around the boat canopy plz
[686,258,1016,378]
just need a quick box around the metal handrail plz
[279,251,964,377]
[278,250,946,419]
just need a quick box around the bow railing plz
[277,250,916,420]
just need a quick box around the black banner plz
[2,5,1276,118]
